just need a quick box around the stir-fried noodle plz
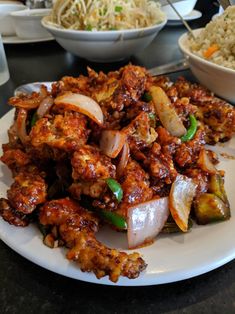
[50,0,165,30]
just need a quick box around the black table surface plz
[1,3,235,314]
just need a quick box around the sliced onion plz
[169,174,197,232]
[117,142,130,177]
[197,149,217,174]
[16,108,29,144]
[100,130,126,158]
[37,96,54,118]
[54,92,104,125]
[150,86,186,137]
[127,197,169,249]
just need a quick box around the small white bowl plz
[162,0,197,19]
[41,16,167,62]
[178,29,235,104]
[10,9,52,39]
[0,3,26,36]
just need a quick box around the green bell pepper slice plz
[142,92,153,102]
[181,114,197,142]
[106,178,123,202]
[31,112,38,128]
[99,210,127,229]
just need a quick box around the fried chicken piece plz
[1,148,31,175]
[195,98,235,144]
[124,100,155,123]
[150,75,173,91]
[69,180,106,199]
[71,145,116,181]
[107,65,148,111]
[54,75,91,96]
[156,126,181,156]
[123,112,157,151]
[91,74,119,103]
[7,171,47,214]
[67,232,147,282]
[30,112,89,152]
[172,97,197,122]
[39,198,98,234]
[117,159,153,217]
[121,65,148,102]
[39,198,147,282]
[0,198,29,227]
[88,67,120,104]
[174,77,235,143]
[175,128,206,168]
[92,66,148,127]
[147,143,177,184]
[173,77,211,101]
[52,67,119,101]
[88,65,149,129]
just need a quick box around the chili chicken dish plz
[0,65,235,282]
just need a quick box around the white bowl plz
[0,0,22,2]
[10,9,52,39]
[178,29,235,104]
[0,3,26,36]
[162,0,197,19]
[41,16,167,62]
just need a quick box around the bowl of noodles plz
[41,0,167,62]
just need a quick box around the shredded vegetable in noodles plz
[50,0,165,31]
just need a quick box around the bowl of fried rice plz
[178,6,235,104]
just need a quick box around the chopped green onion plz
[115,5,123,13]
[86,24,93,31]
[99,7,107,16]
[106,178,123,202]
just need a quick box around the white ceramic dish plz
[178,29,235,104]
[2,34,54,44]
[167,10,202,26]
[162,0,197,19]
[0,109,235,286]
[41,16,167,62]
[10,9,51,39]
[0,3,26,36]
[212,6,224,21]
[212,13,220,21]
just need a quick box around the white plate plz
[2,34,54,44]
[0,109,235,286]
[167,10,202,26]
